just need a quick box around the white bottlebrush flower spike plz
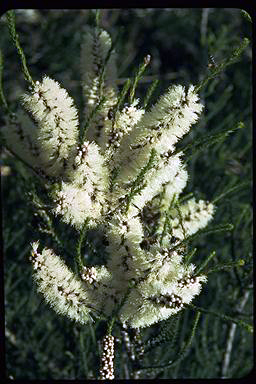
[113,84,203,185]
[21,76,79,177]
[3,25,215,330]
[30,242,91,324]
[81,26,118,146]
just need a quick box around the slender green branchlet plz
[6,10,35,86]
[80,26,118,146]
[0,50,8,111]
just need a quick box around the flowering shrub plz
[1,10,252,380]
[3,25,215,330]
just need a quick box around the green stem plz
[195,38,249,93]
[107,316,115,335]
[143,79,159,108]
[169,223,234,253]
[159,194,176,246]
[125,148,157,213]
[129,54,151,104]
[184,247,197,264]
[204,259,245,275]
[108,78,131,128]
[76,221,89,273]
[95,9,101,27]
[0,50,8,111]
[6,10,35,87]
[5,142,48,181]
[175,200,187,240]
[116,78,131,111]
[212,181,250,204]
[106,282,134,335]
[81,95,107,143]
[140,311,201,371]
[79,330,88,376]
[189,304,252,333]
[195,250,216,274]
[174,122,244,160]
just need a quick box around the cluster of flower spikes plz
[3,26,214,329]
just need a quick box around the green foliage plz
[0,49,8,111]
[129,54,151,103]
[125,148,158,212]
[143,78,159,108]
[195,37,249,93]
[81,95,107,142]
[178,121,244,161]
[1,9,252,380]
[6,10,34,86]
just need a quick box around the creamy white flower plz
[154,85,204,154]
[81,27,117,146]
[103,100,145,159]
[170,198,215,240]
[119,258,207,328]
[116,100,145,134]
[52,182,103,229]
[22,76,79,176]
[70,141,109,195]
[30,242,91,324]
[106,213,147,281]
[162,167,188,205]
[126,153,184,217]
[119,288,182,328]
[115,84,203,184]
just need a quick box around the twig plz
[221,288,252,378]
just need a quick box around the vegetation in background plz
[1,9,252,379]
